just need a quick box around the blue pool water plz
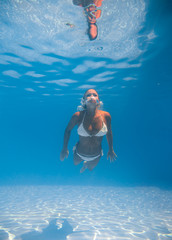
[0,0,172,239]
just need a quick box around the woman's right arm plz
[60,112,80,161]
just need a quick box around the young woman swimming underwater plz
[60,89,117,173]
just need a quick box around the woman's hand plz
[107,149,117,163]
[60,149,69,161]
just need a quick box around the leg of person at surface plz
[85,0,104,40]
[73,0,104,40]
[73,0,93,7]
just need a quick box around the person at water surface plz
[73,0,103,40]
[60,89,117,173]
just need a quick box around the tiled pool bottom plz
[0,186,172,240]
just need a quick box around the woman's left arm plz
[105,113,117,162]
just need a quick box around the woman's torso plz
[77,110,108,155]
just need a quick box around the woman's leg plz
[86,155,101,171]
[73,150,83,165]
[80,155,101,173]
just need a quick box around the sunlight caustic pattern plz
[0,186,172,240]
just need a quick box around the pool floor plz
[0,186,172,240]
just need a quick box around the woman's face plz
[84,89,99,106]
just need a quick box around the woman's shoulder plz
[73,110,85,117]
[99,110,111,118]
[72,111,85,122]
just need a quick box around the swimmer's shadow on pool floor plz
[20,219,73,240]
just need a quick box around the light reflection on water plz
[0,0,165,103]
[0,0,149,60]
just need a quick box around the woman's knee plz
[74,159,82,165]
[87,157,100,171]
[73,153,83,165]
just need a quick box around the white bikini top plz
[77,112,108,137]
